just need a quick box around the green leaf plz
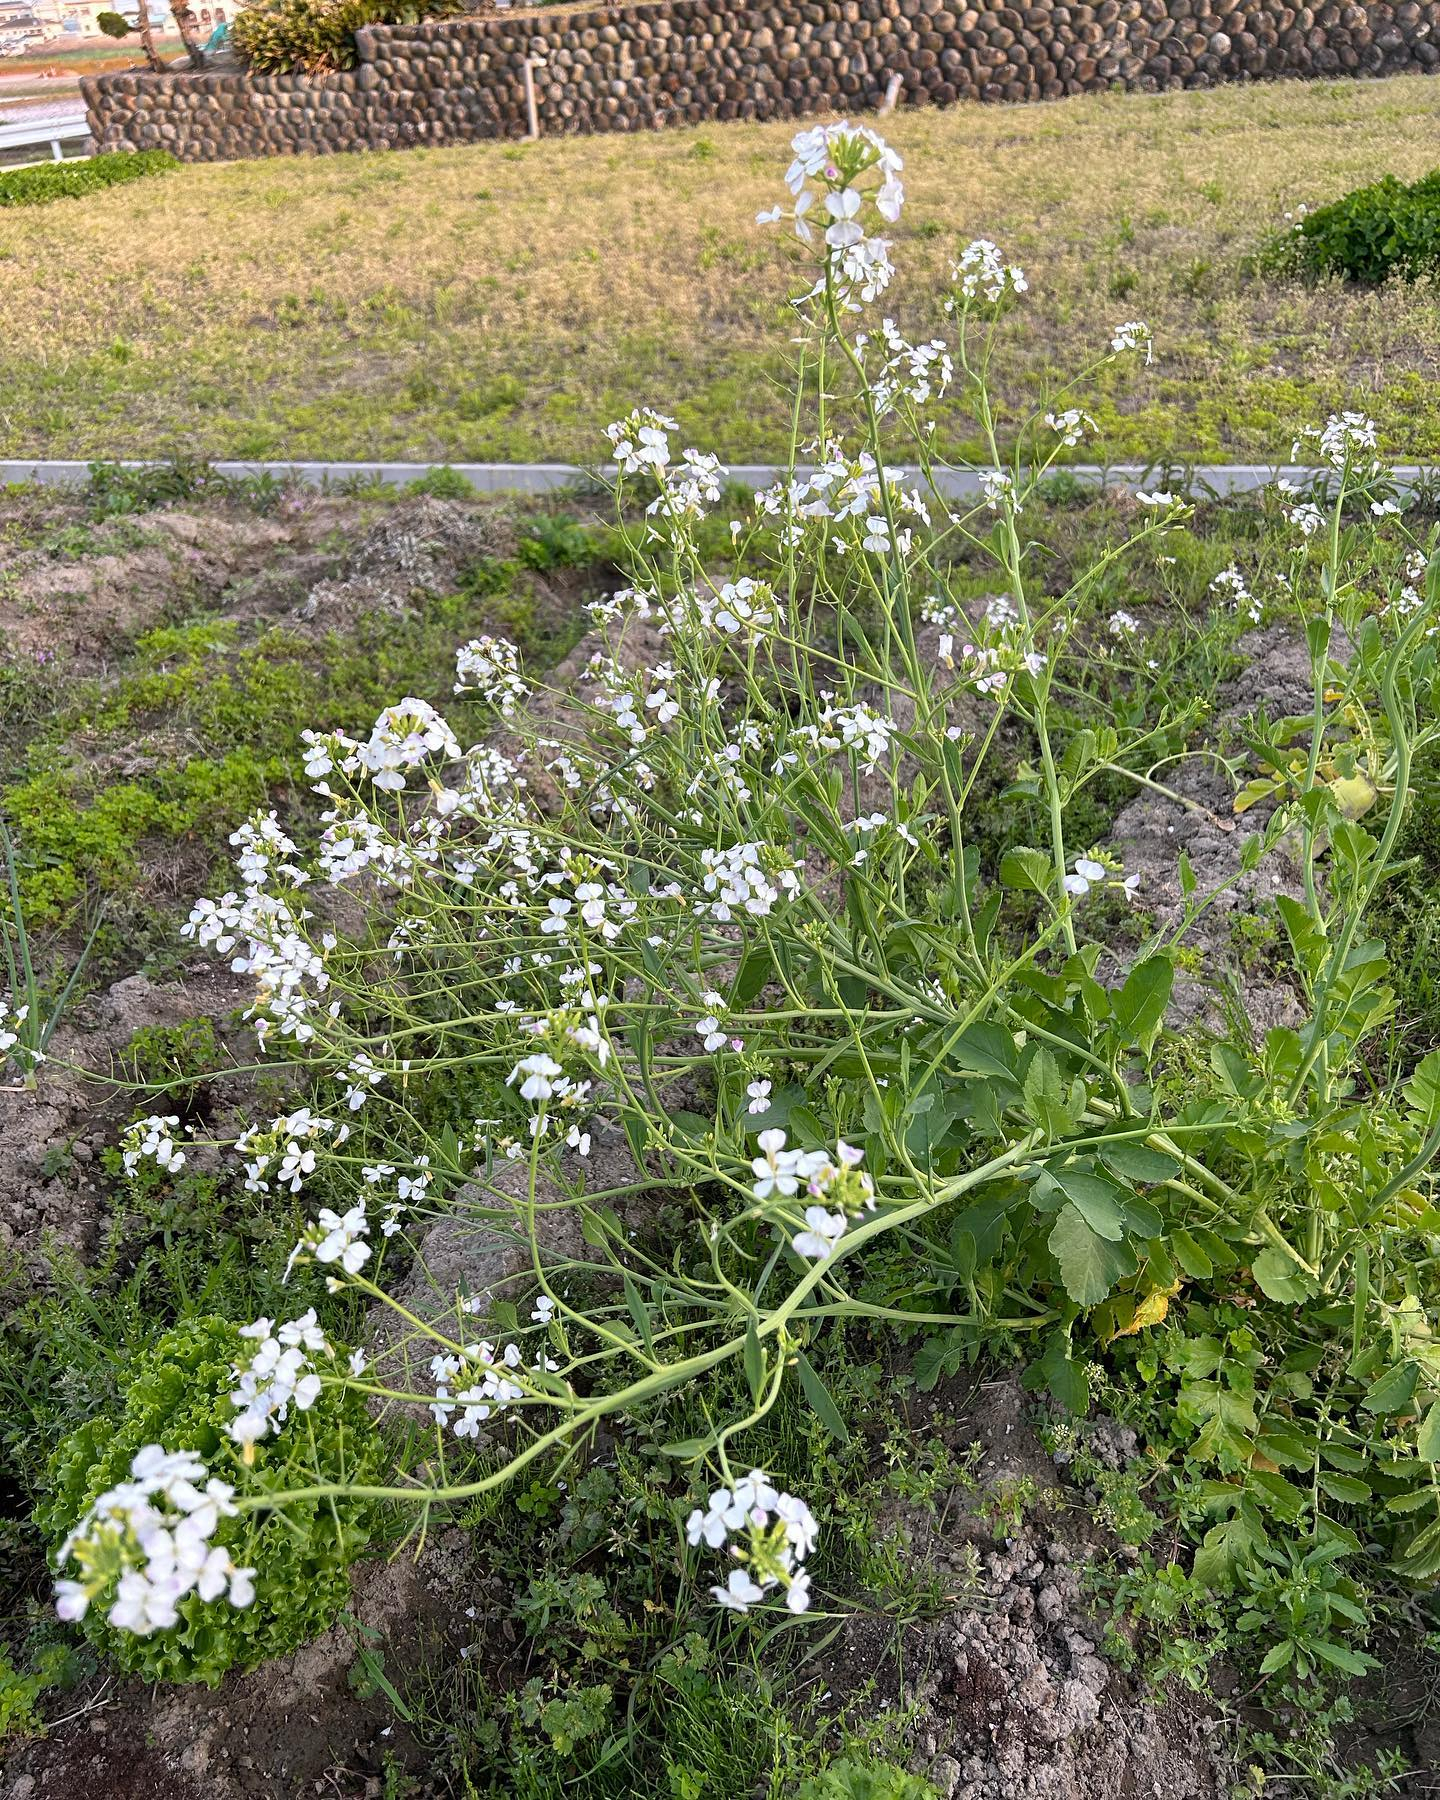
[623,1274,654,1358]
[1258,1640,1295,1676]
[1170,1228,1213,1279]
[1362,1361,1418,1415]
[999,846,1054,895]
[949,1022,1019,1082]
[1311,1639,1376,1677]
[1418,1402,1440,1463]
[1035,1331,1090,1413]
[1047,1203,1136,1307]
[1405,1049,1440,1129]
[1192,1514,1261,1589]
[1396,1517,1440,1581]
[1250,1247,1314,1303]
[1317,1472,1371,1506]
[796,1352,851,1444]
[1118,1193,1164,1240]
[1111,956,1173,1055]
[949,1226,977,1282]
[731,945,774,1009]
[1247,1470,1308,1525]
[744,1321,764,1404]
[1099,1141,1181,1185]
[1045,1165,1127,1241]
[1021,1048,1072,1138]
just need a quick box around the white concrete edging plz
[2,459,1436,497]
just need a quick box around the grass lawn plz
[5,75,1440,463]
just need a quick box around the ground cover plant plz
[1279,166,1440,285]
[7,119,1440,1799]
[7,78,1440,465]
[0,151,177,211]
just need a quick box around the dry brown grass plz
[4,75,1440,461]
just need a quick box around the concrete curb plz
[2,459,1435,499]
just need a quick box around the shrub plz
[0,152,177,211]
[1285,170,1440,284]
[42,125,1440,1696]
[37,1316,383,1685]
[233,0,465,74]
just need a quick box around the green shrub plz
[233,0,464,74]
[1286,170,1440,284]
[37,1316,383,1686]
[0,152,177,211]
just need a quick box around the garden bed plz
[3,455,1438,1796]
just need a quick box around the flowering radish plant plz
[42,122,1440,1674]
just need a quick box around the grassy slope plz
[4,75,1440,462]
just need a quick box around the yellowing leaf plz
[1109,1287,1174,1338]
[1328,772,1377,820]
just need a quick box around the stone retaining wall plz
[82,0,1440,162]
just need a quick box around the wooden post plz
[523,56,546,139]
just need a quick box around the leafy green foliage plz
[794,1761,937,1800]
[1285,171,1440,284]
[232,0,465,73]
[0,153,177,211]
[35,1317,383,1686]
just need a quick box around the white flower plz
[1135,489,1176,508]
[746,1080,773,1115]
[121,1115,187,1178]
[314,1204,371,1275]
[950,239,1028,305]
[454,636,528,716]
[1110,320,1154,363]
[792,1205,847,1261]
[751,1128,799,1200]
[1064,857,1107,898]
[1045,408,1095,447]
[712,1568,766,1612]
[508,1053,563,1102]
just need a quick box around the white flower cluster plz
[749,1130,874,1260]
[686,1469,820,1614]
[794,701,898,771]
[1210,564,1261,624]
[693,577,776,637]
[758,121,903,308]
[606,409,724,520]
[862,317,953,416]
[697,842,801,922]
[454,636,528,717]
[55,1445,253,1636]
[351,700,464,793]
[1046,408,1096,448]
[229,1309,333,1447]
[429,1337,556,1438]
[948,238,1028,307]
[121,1114,188,1177]
[236,1106,349,1197]
[182,880,331,1050]
[1294,411,1379,474]
[1064,855,1141,902]
[1111,320,1154,363]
